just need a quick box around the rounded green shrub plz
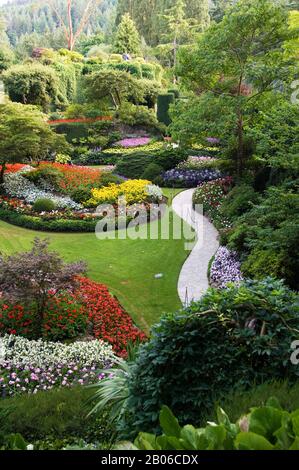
[122,278,299,436]
[32,198,56,213]
[141,163,163,181]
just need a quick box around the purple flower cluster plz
[162,168,223,188]
[0,361,111,398]
[206,137,220,145]
[210,246,244,289]
[116,137,151,148]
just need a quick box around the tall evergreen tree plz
[116,0,210,46]
[113,12,141,55]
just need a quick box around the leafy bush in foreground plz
[121,278,299,436]
[118,400,299,450]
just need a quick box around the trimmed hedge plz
[50,122,90,142]
[157,93,175,126]
[0,207,159,233]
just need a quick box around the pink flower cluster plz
[116,137,151,148]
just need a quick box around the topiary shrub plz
[157,93,175,126]
[121,278,299,436]
[32,198,56,213]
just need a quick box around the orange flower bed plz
[0,164,27,173]
[38,162,102,192]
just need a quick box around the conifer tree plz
[113,13,141,55]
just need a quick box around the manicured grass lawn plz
[0,189,187,332]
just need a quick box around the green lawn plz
[0,189,187,332]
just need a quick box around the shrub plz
[25,166,64,192]
[0,388,115,445]
[71,187,92,204]
[142,163,163,181]
[118,102,161,130]
[157,93,175,126]
[227,181,299,288]
[32,198,56,213]
[119,400,299,450]
[220,184,260,220]
[115,149,187,179]
[122,278,299,436]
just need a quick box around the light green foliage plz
[0,102,68,181]
[83,68,145,108]
[2,63,58,111]
[116,0,210,47]
[113,13,141,55]
[172,0,293,176]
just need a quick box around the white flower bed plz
[146,184,163,201]
[0,334,116,368]
[3,170,82,210]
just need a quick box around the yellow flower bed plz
[86,180,151,206]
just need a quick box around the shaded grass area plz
[0,189,187,331]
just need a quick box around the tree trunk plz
[237,108,244,178]
[67,0,74,50]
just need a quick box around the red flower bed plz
[48,116,113,125]
[0,276,146,356]
[0,164,27,174]
[37,162,102,192]
[0,294,87,341]
[76,277,146,357]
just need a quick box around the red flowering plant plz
[0,294,87,341]
[35,162,102,194]
[75,277,146,357]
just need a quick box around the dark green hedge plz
[50,122,90,142]
[157,93,175,126]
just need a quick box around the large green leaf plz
[159,405,181,438]
[249,406,284,440]
[204,424,227,450]
[235,432,274,450]
[134,433,159,450]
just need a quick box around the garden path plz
[172,188,219,306]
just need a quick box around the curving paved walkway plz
[172,188,219,307]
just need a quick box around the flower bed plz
[0,164,27,174]
[30,163,102,194]
[86,179,163,206]
[210,246,243,288]
[177,156,217,170]
[0,277,146,357]
[102,141,165,156]
[3,169,82,210]
[162,168,223,188]
[0,335,116,397]
[77,277,147,357]
[115,137,151,148]
[193,177,233,229]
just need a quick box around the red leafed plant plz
[75,277,147,357]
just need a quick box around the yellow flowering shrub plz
[86,180,151,207]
